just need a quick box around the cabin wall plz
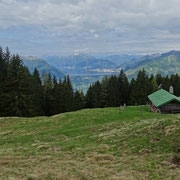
[160,101,180,114]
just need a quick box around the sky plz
[1,0,180,56]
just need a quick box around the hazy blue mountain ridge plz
[44,54,118,76]
[107,54,143,66]
[22,56,65,79]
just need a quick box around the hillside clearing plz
[0,106,180,179]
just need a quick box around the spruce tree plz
[91,81,103,108]
[51,75,61,115]
[4,47,11,63]
[118,70,129,105]
[106,75,120,107]
[63,75,74,112]
[43,72,54,116]
[129,78,137,105]
[130,69,150,105]
[101,76,109,107]
[150,77,158,93]
[162,75,170,91]
[31,68,44,116]
[85,85,93,108]
[170,74,180,96]
[155,73,163,87]
[3,55,32,116]
[73,90,85,110]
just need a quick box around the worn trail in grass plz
[0,106,180,179]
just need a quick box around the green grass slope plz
[0,106,180,179]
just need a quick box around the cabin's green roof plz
[148,89,180,108]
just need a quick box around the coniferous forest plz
[0,47,84,117]
[1,47,180,117]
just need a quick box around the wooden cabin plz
[148,89,180,114]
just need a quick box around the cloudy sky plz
[1,0,180,56]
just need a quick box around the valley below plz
[21,50,180,92]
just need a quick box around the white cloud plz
[0,0,179,32]
[1,0,180,55]
[73,48,89,55]
[94,34,99,39]
[89,29,95,33]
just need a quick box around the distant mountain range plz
[44,54,118,76]
[22,56,65,78]
[106,54,142,66]
[21,51,180,91]
[124,51,180,79]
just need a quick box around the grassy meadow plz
[0,106,180,179]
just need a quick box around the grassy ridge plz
[0,106,180,179]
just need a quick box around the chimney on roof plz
[158,84,162,89]
[169,85,174,94]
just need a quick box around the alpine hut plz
[148,89,180,114]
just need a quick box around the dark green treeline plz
[1,47,180,117]
[85,69,180,108]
